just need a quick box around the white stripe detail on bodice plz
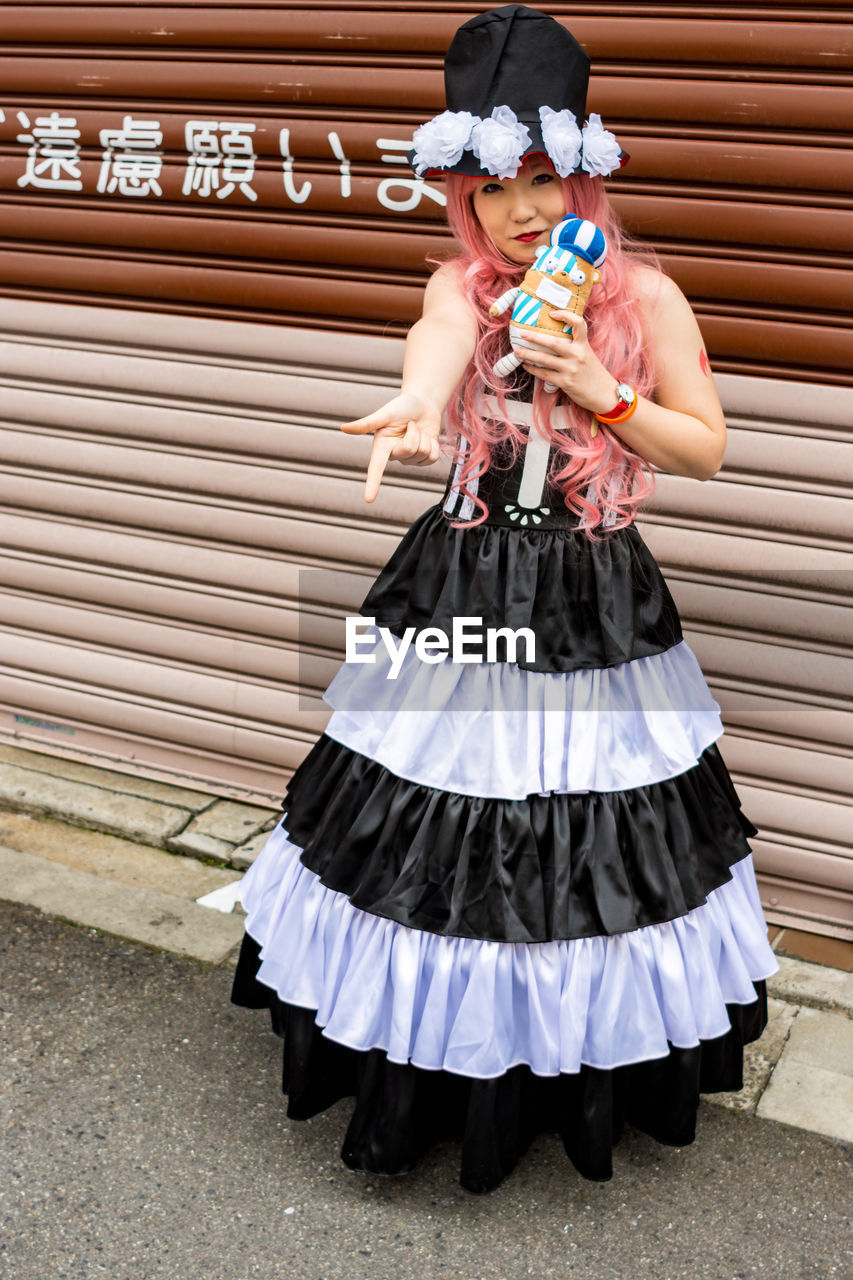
[444,397,623,524]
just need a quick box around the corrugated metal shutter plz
[1,297,851,939]
[1,3,852,381]
[1,8,850,938]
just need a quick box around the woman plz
[232,5,777,1194]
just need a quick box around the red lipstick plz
[514,231,542,242]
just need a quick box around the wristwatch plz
[594,382,638,425]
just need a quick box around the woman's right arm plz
[341,263,478,502]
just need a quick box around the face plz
[471,158,567,264]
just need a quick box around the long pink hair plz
[439,169,660,537]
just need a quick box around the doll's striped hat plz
[410,5,627,182]
[552,217,608,268]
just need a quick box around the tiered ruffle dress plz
[231,390,778,1193]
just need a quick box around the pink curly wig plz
[439,169,661,538]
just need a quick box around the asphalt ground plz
[2,901,851,1280]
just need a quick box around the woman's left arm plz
[520,267,727,481]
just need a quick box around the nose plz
[508,188,538,224]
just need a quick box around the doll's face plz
[539,248,599,292]
[471,158,567,265]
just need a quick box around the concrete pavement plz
[2,901,851,1280]
[0,741,278,868]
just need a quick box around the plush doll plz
[489,216,607,389]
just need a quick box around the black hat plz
[410,5,626,180]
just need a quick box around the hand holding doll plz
[489,216,606,391]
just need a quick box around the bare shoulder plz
[625,262,707,362]
[433,256,466,283]
[425,259,468,303]
[626,263,724,432]
[625,260,686,317]
[421,259,477,336]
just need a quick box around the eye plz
[479,181,503,195]
[532,172,556,185]
[569,264,587,285]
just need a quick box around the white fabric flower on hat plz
[470,106,532,180]
[411,110,480,176]
[538,106,583,178]
[581,113,622,177]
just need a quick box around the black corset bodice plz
[359,376,682,671]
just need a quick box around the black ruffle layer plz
[282,735,758,944]
[232,933,768,1194]
[359,504,683,672]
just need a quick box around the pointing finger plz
[364,432,396,503]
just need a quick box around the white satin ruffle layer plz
[324,633,724,797]
[239,823,778,1081]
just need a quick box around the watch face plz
[616,382,636,406]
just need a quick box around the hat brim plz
[408,144,630,181]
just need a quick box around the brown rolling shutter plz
[1,3,852,381]
[0,8,850,939]
[1,300,851,939]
